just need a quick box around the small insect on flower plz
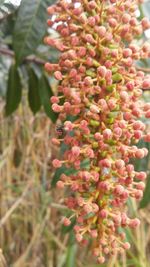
[55,124,65,136]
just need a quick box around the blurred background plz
[0,0,150,266]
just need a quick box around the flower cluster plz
[45,0,150,263]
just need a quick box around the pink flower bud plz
[50,96,59,104]
[104,247,109,254]
[136,182,145,191]
[142,79,150,89]
[73,7,83,16]
[90,104,100,114]
[56,180,64,189]
[94,132,102,140]
[123,48,132,57]
[54,71,63,80]
[86,148,94,158]
[126,81,134,91]
[47,5,55,14]
[63,217,71,226]
[78,47,86,57]
[134,130,143,139]
[141,17,150,29]
[144,133,150,142]
[129,218,140,228]
[108,18,117,28]
[98,99,108,111]
[75,234,83,242]
[145,110,150,118]
[126,164,134,173]
[103,129,112,140]
[72,146,80,157]
[99,209,108,219]
[135,190,143,199]
[52,103,62,113]
[144,103,150,111]
[90,230,98,238]
[113,127,122,137]
[98,256,105,264]
[114,185,124,195]
[136,172,147,181]
[85,34,96,44]
[88,1,97,9]
[45,63,59,72]
[52,159,62,168]
[122,13,131,23]
[95,26,106,37]
[64,121,73,131]
[123,242,131,250]
[88,16,96,27]
[99,159,111,168]
[135,149,145,159]
[97,66,107,77]
[115,160,125,169]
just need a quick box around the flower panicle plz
[45,0,150,263]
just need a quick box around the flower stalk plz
[45,0,150,263]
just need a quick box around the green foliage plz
[0,0,58,122]
[65,233,77,267]
[28,67,41,114]
[140,174,150,208]
[39,74,58,122]
[5,64,22,116]
[133,139,150,209]
[13,0,54,65]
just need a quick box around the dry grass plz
[0,98,150,267]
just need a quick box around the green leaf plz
[28,67,41,114]
[65,233,77,267]
[5,64,22,116]
[140,174,150,209]
[13,0,54,64]
[39,74,58,123]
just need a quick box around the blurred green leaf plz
[132,139,150,209]
[13,147,22,168]
[39,74,58,123]
[66,245,76,267]
[140,174,150,209]
[134,140,150,171]
[13,0,54,64]
[65,233,77,267]
[0,14,16,40]
[28,67,41,114]
[5,64,22,116]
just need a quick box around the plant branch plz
[0,47,45,65]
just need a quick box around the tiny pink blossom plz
[52,159,62,168]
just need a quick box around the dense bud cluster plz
[45,0,150,263]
